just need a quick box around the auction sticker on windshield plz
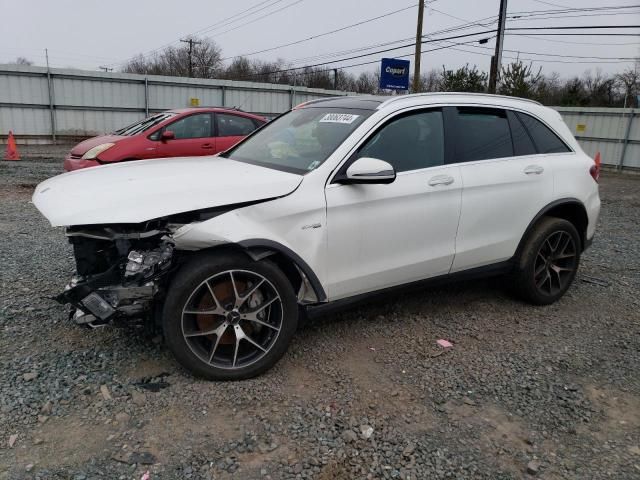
[319,113,360,124]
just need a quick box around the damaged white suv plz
[34,93,601,380]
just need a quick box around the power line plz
[220,3,419,61]
[186,0,284,37]
[272,25,640,75]
[506,24,640,31]
[506,32,640,36]
[205,0,306,40]
[243,6,638,69]
[531,0,569,8]
[444,43,633,65]
[102,0,287,68]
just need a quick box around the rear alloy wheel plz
[533,230,578,297]
[163,254,298,380]
[511,217,581,305]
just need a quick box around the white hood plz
[33,156,303,226]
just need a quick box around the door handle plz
[524,165,544,175]
[428,175,455,186]
[201,143,214,149]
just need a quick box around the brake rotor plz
[195,277,260,345]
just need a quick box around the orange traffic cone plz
[4,131,20,161]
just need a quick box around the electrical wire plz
[102,0,291,68]
[220,3,419,61]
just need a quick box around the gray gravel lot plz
[1,158,639,480]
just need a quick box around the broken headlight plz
[125,243,174,279]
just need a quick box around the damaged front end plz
[58,222,175,328]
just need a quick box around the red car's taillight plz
[590,151,601,183]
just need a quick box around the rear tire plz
[510,217,581,305]
[162,252,298,380]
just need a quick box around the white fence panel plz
[0,64,350,143]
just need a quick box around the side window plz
[516,112,571,154]
[507,110,536,156]
[454,107,513,162]
[217,113,257,137]
[164,113,212,139]
[356,110,444,173]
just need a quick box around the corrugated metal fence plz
[1,65,638,170]
[555,107,638,170]
[0,64,350,143]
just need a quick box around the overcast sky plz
[1,0,638,79]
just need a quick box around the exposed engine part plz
[81,292,116,320]
[57,223,175,325]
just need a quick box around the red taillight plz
[590,151,601,182]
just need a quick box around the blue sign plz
[379,58,410,90]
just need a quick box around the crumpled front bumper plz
[58,242,174,327]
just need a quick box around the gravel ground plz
[1,158,639,480]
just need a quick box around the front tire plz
[511,217,581,305]
[162,252,298,380]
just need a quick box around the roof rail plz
[377,92,542,109]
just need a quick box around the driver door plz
[325,109,462,300]
[158,113,215,157]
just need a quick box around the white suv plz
[34,93,601,380]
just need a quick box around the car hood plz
[33,156,303,227]
[70,134,127,155]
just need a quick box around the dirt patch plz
[123,356,176,382]
[583,384,640,439]
[443,401,532,475]
[140,403,241,465]
[4,414,111,471]
[281,363,324,402]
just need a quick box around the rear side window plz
[507,110,536,156]
[454,107,513,162]
[217,113,257,137]
[516,112,571,154]
[356,109,444,172]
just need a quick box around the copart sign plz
[379,58,410,91]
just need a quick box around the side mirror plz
[161,130,175,141]
[341,157,396,184]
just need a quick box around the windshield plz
[224,107,373,173]
[113,113,176,136]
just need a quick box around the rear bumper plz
[63,155,100,171]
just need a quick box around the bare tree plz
[11,57,33,65]
[616,65,639,107]
[123,38,222,79]
[582,69,617,107]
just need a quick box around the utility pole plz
[412,0,425,93]
[488,0,508,93]
[180,38,202,78]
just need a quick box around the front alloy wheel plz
[182,270,283,370]
[163,254,298,380]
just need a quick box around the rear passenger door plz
[449,106,555,272]
[215,113,260,152]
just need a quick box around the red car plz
[63,108,267,171]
